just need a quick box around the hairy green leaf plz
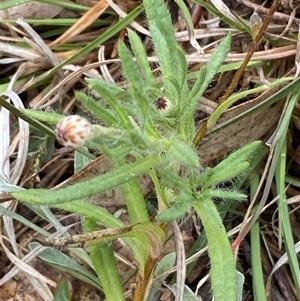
[12,155,162,205]
[193,196,237,301]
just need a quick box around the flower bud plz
[55,115,94,147]
[155,96,172,114]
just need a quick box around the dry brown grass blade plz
[237,0,300,25]
[193,0,281,146]
[210,0,240,24]
[0,41,42,61]
[48,0,109,48]
[295,20,300,76]
[0,242,57,288]
[185,44,296,62]
[0,2,64,19]
[173,221,185,301]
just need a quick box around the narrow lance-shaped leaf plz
[53,278,72,301]
[178,67,206,139]
[55,200,124,228]
[121,178,150,224]
[87,78,133,129]
[200,162,250,188]
[29,242,101,290]
[193,195,237,301]
[163,75,182,105]
[127,29,157,86]
[184,34,231,136]
[75,91,117,125]
[12,155,163,205]
[208,189,246,200]
[202,33,231,90]
[23,109,63,124]
[198,141,262,187]
[168,138,200,168]
[146,252,176,301]
[118,41,150,127]
[157,202,190,222]
[143,0,181,95]
[174,46,188,91]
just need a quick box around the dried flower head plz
[155,96,172,114]
[55,115,94,147]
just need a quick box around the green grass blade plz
[250,173,267,301]
[25,4,144,86]
[207,77,294,130]
[0,96,55,137]
[275,134,300,298]
[210,76,300,135]
[174,0,201,53]
[0,0,89,11]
